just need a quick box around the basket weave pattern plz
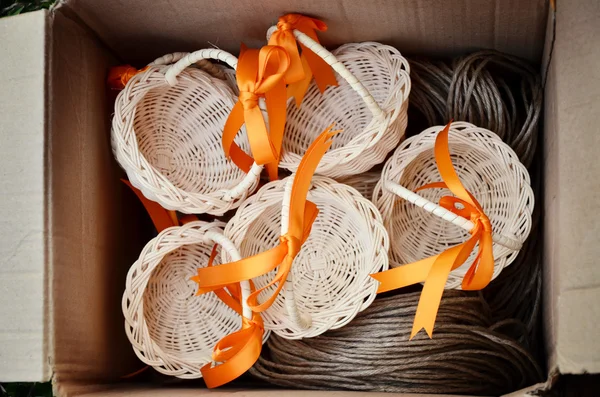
[122,221,252,378]
[223,176,389,339]
[279,42,411,177]
[112,62,261,215]
[373,122,534,289]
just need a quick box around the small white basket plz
[112,49,263,215]
[266,27,411,178]
[223,176,389,339]
[373,122,534,289]
[122,220,263,379]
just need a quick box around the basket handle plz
[152,52,226,80]
[164,49,239,86]
[384,181,523,251]
[205,230,253,321]
[279,176,312,329]
[267,26,385,120]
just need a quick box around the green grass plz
[0,0,55,17]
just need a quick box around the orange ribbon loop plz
[193,126,338,312]
[370,122,495,339]
[268,13,338,106]
[107,65,148,90]
[222,45,290,180]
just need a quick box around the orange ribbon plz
[194,246,265,388]
[190,126,337,388]
[222,45,290,181]
[122,179,180,230]
[370,122,495,339]
[107,65,149,90]
[268,13,338,106]
[194,125,338,312]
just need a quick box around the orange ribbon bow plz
[222,44,290,181]
[195,247,265,388]
[370,122,495,339]
[194,125,338,311]
[191,126,338,388]
[268,13,338,106]
[107,65,149,90]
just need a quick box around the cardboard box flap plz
[62,0,548,64]
[0,10,51,382]
[543,0,600,374]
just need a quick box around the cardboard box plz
[0,0,598,395]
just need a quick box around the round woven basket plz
[112,49,262,215]
[373,122,534,289]
[266,27,411,178]
[122,221,261,379]
[223,176,389,339]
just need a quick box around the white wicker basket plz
[112,49,263,215]
[266,27,411,178]
[122,220,263,379]
[373,122,534,289]
[337,171,381,202]
[223,175,389,339]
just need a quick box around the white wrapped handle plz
[164,49,263,201]
[165,48,239,85]
[384,181,522,251]
[267,26,385,120]
[279,176,312,329]
[205,230,253,321]
[151,52,226,80]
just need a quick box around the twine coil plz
[249,290,544,395]
[408,50,542,168]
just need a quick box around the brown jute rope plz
[249,291,544,395]
[408,50,543,168]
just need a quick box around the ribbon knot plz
[222,44,290,181]
[371,122,496,339]
[239,91,259,110]
[277,21,294,31]
[269,13,338,106]
[107,65,149,90]
[281,234,301,258]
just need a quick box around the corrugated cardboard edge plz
[0,9,53,382]
[543,0,600,376]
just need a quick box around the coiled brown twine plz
[250,291,544,395]
[408,50,543,168]
[250,50,545,395]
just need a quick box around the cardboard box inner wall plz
[1,0,599,396]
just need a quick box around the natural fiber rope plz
[249,290,544,395]
[408,50,543,168]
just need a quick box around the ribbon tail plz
[121,179,178,232]
[462,230,494,290]
[264,81,288,181]
[371,256,438,293]
[244,107,278,165]
[223,102,254,172]
[287,54,313,107]
[286,127,337,238]
[411,234,480,339]
[299,42,338,93]
[201,318,263,388]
